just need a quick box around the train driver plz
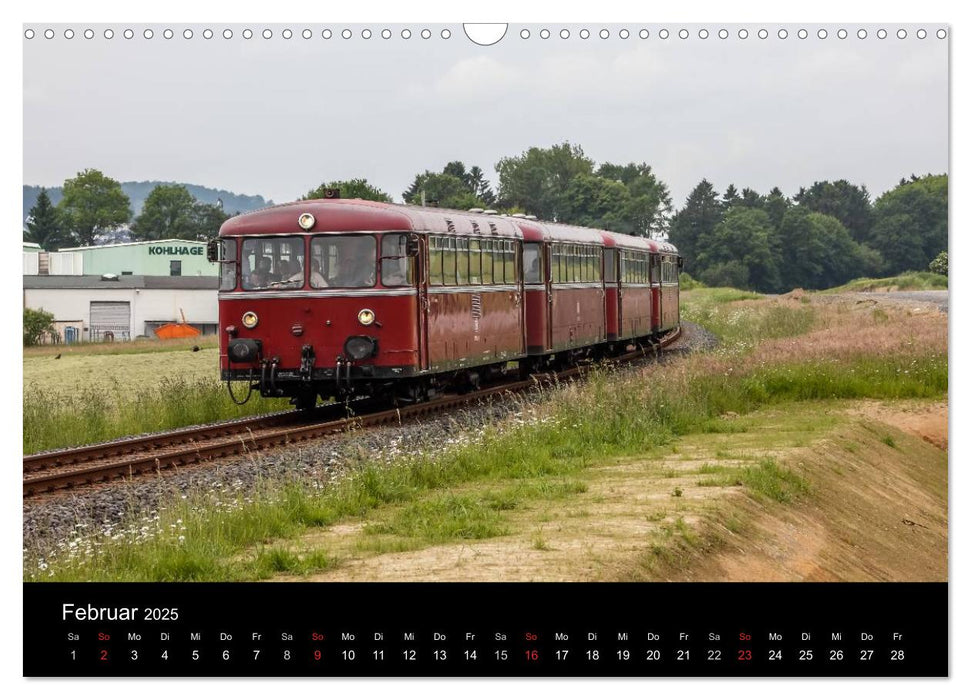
[272,258,306,288]
[248,256,274,287]
[310,259,327,287]
[334,244,376,287]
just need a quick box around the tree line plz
[305,142,672,239]
[24,169,234,250]
[25,145,947,293]
[668,175,947,291]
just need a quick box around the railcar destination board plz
[24,582,946,676]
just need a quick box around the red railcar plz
[211,198,679,408]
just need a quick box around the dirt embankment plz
[283,400,946,583]
[276,293,947,584]
[674,401,947,582]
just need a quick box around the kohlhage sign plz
[148,246,205,256]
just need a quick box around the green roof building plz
[57,239,217,277]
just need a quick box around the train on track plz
[209,193,681,409]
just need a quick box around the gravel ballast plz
[23,322,717,569]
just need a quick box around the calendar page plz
[20,5,950,681]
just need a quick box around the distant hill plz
[23,181,273,224]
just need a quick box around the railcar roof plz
[219,199,677,254]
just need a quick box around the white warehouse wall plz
[24,288,217,339]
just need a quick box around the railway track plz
[23,328,679,497]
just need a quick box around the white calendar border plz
[6,0,963,698]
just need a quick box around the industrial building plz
[24,276,219,342]
[23,239,219,343]
[26,239,218,278]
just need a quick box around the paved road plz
[857,290,948,314]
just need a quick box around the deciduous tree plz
[597,162,671,237]
[57,169,131,246]
[402,172,486,210]
[131,184,233,241]
[794,180,872,243]
[24,308,56,346]
[558,174,633,232]
[130,184,196,241]
[696,207,779,291]
[304,178,391,202]
[495,142,594,220]
[867,174,947,273]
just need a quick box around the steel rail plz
[23,328,680,497]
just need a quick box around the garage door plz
[89,301,131,341]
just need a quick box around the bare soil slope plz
[286,401,946,583]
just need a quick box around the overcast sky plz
[23,23,948,209]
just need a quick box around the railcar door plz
[650,254,662,332]
[545,243,554,351]
[417,234,430,370]
[603,248,618,341]
[516,240,526,355]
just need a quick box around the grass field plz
[822,271,947,293]
[23,335,219,359]
[23,344,290,453]
[26,288,948,582]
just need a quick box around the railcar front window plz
[219,238,238,291]
[241,237,305,290]
[310,235,377,288]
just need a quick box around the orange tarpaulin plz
[154,323,201,339]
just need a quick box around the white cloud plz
[435,56,527,100]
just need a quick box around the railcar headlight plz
[241,311,259,329]
[298,213,316,231]
[344,336,377,360]
[357,308,376,326]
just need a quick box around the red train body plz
[212,198,680,408]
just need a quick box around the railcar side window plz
[481,240,494,285]
[661,257,677,284]
[456,238,469,286]
[469,240,482,284]
[310,235,376,288]
[504,240,518,284]
[604,249,616,283]
[241,236,305,290]
[429,237,444,286]
[443,238,457,285]
[219,238,238,291]
[651,256,662,285]
[380,234,415,287]
[619,250,653,285]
